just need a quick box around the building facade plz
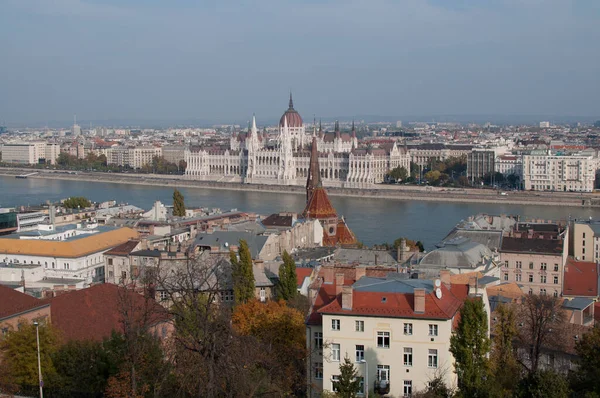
[522,153,595,192]
[184,96,410,187]
[467,149,495,180]
[1,142,60,165]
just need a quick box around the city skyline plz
[1,0,599,125]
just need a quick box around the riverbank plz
[0,167,596,207]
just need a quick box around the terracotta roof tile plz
[303,187,337,220]
[563,258,599,297]
[296,268,313,288]
[46,284,169,341]
[0,285,48,320]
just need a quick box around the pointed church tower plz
[306,136,321,202]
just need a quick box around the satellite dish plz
[435,279,441,287]
[435,288,442,299]
[224,242,229,247]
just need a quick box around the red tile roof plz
[318,283,465,320]
[563,258,599,297]
[0,285,48,320]
[296,268,313,288]
[45,284,169,341]
[336,219,358,246]
[104,239,140,256]
[303,187,338,220]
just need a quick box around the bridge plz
[15,172,39,179]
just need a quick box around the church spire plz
[306,136,321,202]
[251,113,257,134]
[335,120,340,138]
[289,91,294,109]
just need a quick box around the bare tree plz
[516,294,567,374]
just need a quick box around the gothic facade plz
[184,95,410,187]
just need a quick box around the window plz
[554,264,559,272]
[332,375,340,392]
[332,344,340,361]
[540,275,547,283]
[404,347,413,366]
[516,261,522,269]
[314,362,323,380]
[159,291,169,301]
[503,273,509,281]
[583,248,586,254]
[314,332,323,349]
[108,258,113,265]
[553,276,559,284]
[528,274,534,283]
[583,232,586,239]
[220,290,233,302]
[356,345,365,362]
[121,271,127,280]
[429,324,438,336]
[260,287,266,302]
[428,349,438,368]
[332,319,340,331]
[554,291,559,297]
[529,262,534,269]
[355,320,364,332]
[358,377,365,395]
[540,289,547,295]
[404,323,413,335]
[377,365,390,382]
[541,263,547,270]
[403,380,412,398]
[504,260,509,267]
[516,273,522,282]
[377,331,390,348]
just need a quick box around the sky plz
[0,0,599,126]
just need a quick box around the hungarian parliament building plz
[184,95,411,187]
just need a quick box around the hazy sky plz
[1,0,599,125]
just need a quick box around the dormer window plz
[381,297,387,303]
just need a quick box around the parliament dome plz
[279,93,303,128]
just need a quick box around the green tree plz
[489,303,520,395]
[63,196,91,209]
[424,170,441,184]
[0,321,60,392]
[231,239,255,304]
[332,356,361,398]
[450,297,491,397]
[569,325,600,396]
[515,370,569,398]
[387,166,408,182]
[172,188,186,217]
[277,250,297,301]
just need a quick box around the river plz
[2,175,599,249]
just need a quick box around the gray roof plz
[562,297,594,311]
[193,231,269,259]
[353,274,434,294]
[442,229,503,252]
[225,221,266,234]
[253,264,278,287]
[334,248,397,266]
[419,237,493,269]
[456,214,517,233]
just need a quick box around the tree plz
[516,294,567,375]
[332,356,361,398]
[277,250,297,301]
[424,170,441,184]
[449,297,491,397]
[172,188,186,217]
[489,303,520,395]
[387,166,408,182]
[231,239,255,304]
[515,370,569,398]
[0,321,60,393]
[569,325,600,396]
[63,196,91,209]
[413,374,454,398]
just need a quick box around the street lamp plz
[33,321,43,398]
[360,359,368,398]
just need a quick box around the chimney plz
[398,238,409,262]
[355,266,366,280]
[335,273,344,295]
[323,266,334,284]
[255,260,264,273]
[440,269,451,288]
[342,286,353,310]
[414,288,426,313]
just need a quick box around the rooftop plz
[501,237,564,255]
[563,258,599,297]
[0,285,49,321]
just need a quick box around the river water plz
[2,175,599,249]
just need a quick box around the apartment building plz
[1,142,60,165]
[307,269,481,397]
[467,149,495,180]
[495,154,522,177]
[407,144,473,167]
[522,153,595,192]
[499,223,569,296]
[106,146,162,169]
[572,220,600,263]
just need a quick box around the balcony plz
[374,379,390,395]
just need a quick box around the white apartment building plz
[308,271,482,397]
[495,154,523,177]
[1,142,60,165]
[0,226,138,285]
[572,221,600,263]
[522,153,596,192]
[106,146,162,169]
